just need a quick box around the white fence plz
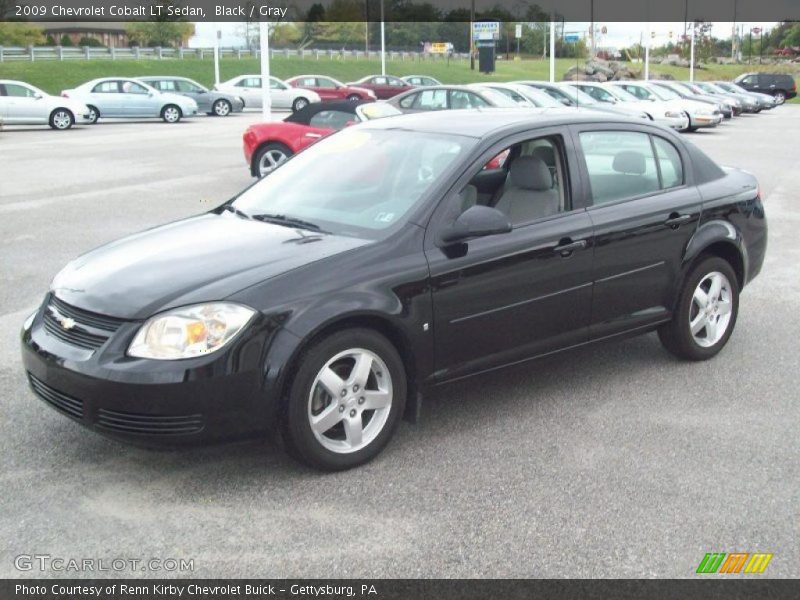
[0,45,469,63]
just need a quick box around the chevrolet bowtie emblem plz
[50,307,76,330]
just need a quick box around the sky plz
[190,21,779,49]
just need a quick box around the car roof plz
[283,99,369,124]
[358,107,643,138]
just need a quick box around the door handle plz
[305,132,322,138]
[553,239,587,257]
[664,213,692,229]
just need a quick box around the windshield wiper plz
[222,204,251,219]
[250,213,329,233]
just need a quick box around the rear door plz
[573,126,702,338]
[425,129,595,381]
[88,80,123,116]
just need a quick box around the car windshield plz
[647,85,679,100]
[554,85,599,105]
[231,128,474,239]
[519,87,562,107]
[605,85,640,102]
[479,88,522,107]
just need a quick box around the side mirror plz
[439,205,512,245]
[33,93,43,100]
[560,97,571,106]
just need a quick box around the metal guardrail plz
[0,45,469,63]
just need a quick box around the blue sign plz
[565,34,581,42]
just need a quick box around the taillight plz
[793,80,797,92]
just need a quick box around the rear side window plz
[652,136,684,189]
[155,80,176,91]
[579,131,661,205]
[309,110,354,130]
[398,92,418,109]
[93,81,119,93]
[414,90,447,110]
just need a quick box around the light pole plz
[259,21,271,122]
[549,19,555,82]
[469,0,475,70]
[213,28,220,86]
[379,0,385,75]
[689,22,695,82]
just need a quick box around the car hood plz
[51,212,371,320]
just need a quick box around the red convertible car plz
[243,100,401,178]
[285,75,376,102]
[345,75,415,99]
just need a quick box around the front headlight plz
[128,303,255,360]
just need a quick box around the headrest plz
[612,151,646,175]
[531,145,555,167]
[509,156,552,191]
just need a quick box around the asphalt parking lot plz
[1,108,798,578]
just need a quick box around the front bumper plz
[691,113,722,128]
[20,298,272,446]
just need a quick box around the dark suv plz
[734,73,797,104]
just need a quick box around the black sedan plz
[22,110,767,470]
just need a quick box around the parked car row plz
[1,71,793,130]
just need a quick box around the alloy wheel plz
[52,110,72,130]
[293,97,309,112]
[774,91,786,105]
[214,100,231,116]
[307,348,393,454]
[258,149,287,176]
[163,106,181,123]
[689,271,733,347]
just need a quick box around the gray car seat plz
[494,156,560,224]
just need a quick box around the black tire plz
[252,142,293,178]
[161,104,182,123]
[212,98,232,116]
[281,328,407,471]
[49,108,74,130]
[291,96,310,112]
[658,256,740,361]
[86,105,99,124]
[772,90,786,105]
[346,94,361,102]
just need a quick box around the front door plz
[425,131,595,382]
[573,127,702,339]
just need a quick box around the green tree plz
[0,22,45,45]
[125,21,195,47]
[60,34,73,47]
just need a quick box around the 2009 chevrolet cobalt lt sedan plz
[22,109,767,471]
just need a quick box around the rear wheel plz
[658,256,739,361]
[772,90,786,105]
[212,98,231,116]
[86,105,99,124]
[281,328,406,471]
[161,104,182,123]
[346,94,361,102]
[253,142,292,178]
[49,108,74,130]
[292,97,310,112]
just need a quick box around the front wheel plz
[161,104,182,123]
[49,108,74,130]
[281,329,407,471]
[212,98,232,116]
[658,257,739,361]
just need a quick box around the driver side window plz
[453,136,568,227]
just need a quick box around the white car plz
[608,81,724,131]
[0,80,91,129]
[566,81,690,132]
[468,82,566,108]
[61,78,198,123]
[214,75,321,112]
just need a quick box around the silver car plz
[215,75,321,112]
[138,76,244,116]
[715,81,776,110]
[61,77,198,123]
[0,79,91,129]
[401,75,442,87]
[387,85,519,113]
